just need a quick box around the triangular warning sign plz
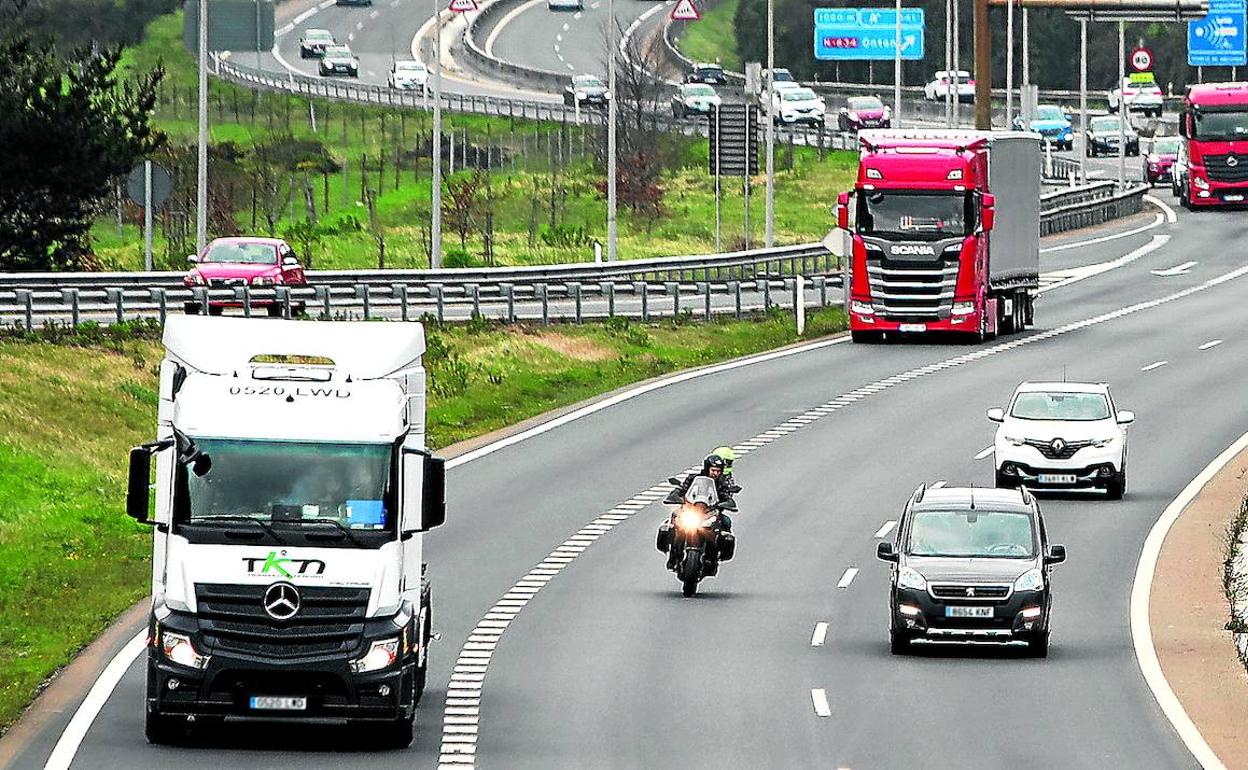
[670,0,700,21]
[448,0,478,12]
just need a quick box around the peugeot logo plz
[1229,155,1240,168]
[965,587,976,598]
[1051,438,1066,454]
[263,582,301,621]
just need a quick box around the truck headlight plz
[897,566,927,590]
[350,637,401,673]
[951,301,976,316]
[160,631,210,669]
[850,300,875,316]
[1014,568,1044,591]
[1193,175,1209,190]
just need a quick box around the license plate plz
[249,696,307,711]
[946,606,993,618]
[1226,194,1245,202]
[1038,473,1077,485]
[898,323,927,333]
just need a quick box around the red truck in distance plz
[834,130,1041,343]
[1178,82,1248,209]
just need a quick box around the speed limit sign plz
[1130,47,1154,72]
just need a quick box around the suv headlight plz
[897,566,927,590]
[350,637,400,673]
[160,631,210,669]
[1002,435,1026,446]
[1014,568,1044,591]
[1091,435,1116,448]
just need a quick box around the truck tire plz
[851,330,881,344]
[366,715,415,749]
[145,710,186,745]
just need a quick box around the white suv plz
[987,382,1134,499]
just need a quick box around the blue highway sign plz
[1188,0,1246,67]
[814,8,925,61]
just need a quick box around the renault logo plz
[263,582,301,621]
[1051,438,1066,453]
[1229,155,1240,168]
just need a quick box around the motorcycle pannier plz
[718,531,736,561]
[656,522,673,553]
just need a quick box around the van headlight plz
[160,631,210,669]
[350,637,401,673]
[897,566,927,590]
[1014,569,1044,592]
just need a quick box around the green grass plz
[0,306,845,729]
[675,0,741,72]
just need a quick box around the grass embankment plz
[0,306,846,730]
[675,0,741,72]
[93,10,855,272]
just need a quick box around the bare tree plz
[442,170,486,250]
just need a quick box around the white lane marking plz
[811,622,829,647]
[319,0,334,7]
[556,33,562,41]
[1144,193,1178,224]
[1131,432,1248,770]
[566,62,575,70]
[837,568,859,588]
[43,632,147,770]
[974,445,995,460]
[562,21,569,29]
[929,480,947,489]
[1038,235,1169,294]
[1152,261,1197,277]
[355,20,364,29]
[1040,213,1163,254]
[591,1,600,6]
[811,688,832,717]
[1141,361,1168,372]
[873,520,897,539]
[573,10,581,16]
[484,0,546,57]
[369,8,380,17]
[1199,339,1223,351]
[347,32,355,41]
[293,7,317,24]
[367,70,376,77]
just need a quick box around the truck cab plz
[1178,82,1248,208]
[835,130,1041,343]
[127,316,446,747]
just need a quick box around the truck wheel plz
[1026,631,1050,658]
[851,330,881,344]
[145,710,187,745]
[183,302,202,315]
[366,715,415,749]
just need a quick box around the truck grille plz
[929,583,1012,601]
[866,259,959,319]
[1023,437,1093,459]
[1204,154,1248,183]
[194,584,370,659]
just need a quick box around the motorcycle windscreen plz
[684,476,720,507]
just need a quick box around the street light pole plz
[946,0,954,126]
[1118,20,1126,189]
[607,0,618,261]
[432,0,443,268]
[1080,18,1088,183]
[893,0,902,126]
[764,0,775,247]
[1006,0,1014,125]
[973,0,991,129]
[196,0,208,253]
[953,0,960,125]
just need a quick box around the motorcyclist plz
[664,454,737,569]
[711,446,739,491]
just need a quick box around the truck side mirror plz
[835,191,850,230]
[1179,113,1190,138]
[980,193,996,232]
[127,446,153,523]
[402,448,446,535]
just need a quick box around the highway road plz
[14,192,1248,769]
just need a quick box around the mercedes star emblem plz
[263,582,301,621]
[1051,438,1066,453]
[1229,155,1240,168]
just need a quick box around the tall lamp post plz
[197,0,208,253]
[764,0,775,247]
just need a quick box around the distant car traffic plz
[769,87,825,125]
[671,82,721,118]
[1109,77,1164,118]
[923,69,975,103]
[1144,135,1181,186]
[1084,114,1139,157]
[299,29,335,58]
[183,237,308,316]
[877,484,1066,657]
[388,60,428,91]
[837,95,891,131]
[762,67,795,86]
[563,74,609,107]
[318,45,359,77]
[547,0,583,11]
[987,381,1133,498]
[1011,105,1073,150]
[685,62,727,86]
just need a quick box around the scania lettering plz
[126,316,447,747]
[834,130,1042,343]
[1178,82,1248,209]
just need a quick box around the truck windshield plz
[1192,109,1248,141]
[858,191,970,240]
[174,439,397,544]
[907,509,1037,559]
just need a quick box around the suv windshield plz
[174,439,397,544]
[1011,391,1110,421]
[201,243,276,264]
[1037,106,1065,120]
[858,191,971,240]
[907,509,1037,558]
[1193,110,1248,141]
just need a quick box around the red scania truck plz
[1178,82,1248,209]
[834,130,1041,343]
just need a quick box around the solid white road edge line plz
[811,688,832,717]
[1141,361,1168,372]
[1037,235,1169,295]
[974,446,995,460]
[873,521,897,539]
[484,0,545,57]
[1199,339,1223,351]
[837,568,859,588]
[1129,431,1248,770]
[1040,213,1163,254]
[811,622,829,647]
[1144,193,1178,224]
[43,633,147,770]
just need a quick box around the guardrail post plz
[636,281,648,322]
[729,281,741,319]
[392,284,410,322]
[538,284,549,326]
[572,283,583,323]
[353,284,368,320]
[107,288,125,324]
[316,285,331,319]
[192,286,208,315]
[666,281,679,318]
[794,276,806,335]
[602,282,615,318]
[239,287,252,318]
[702,282,712,320]
[471,284,481,320]
[762,275,771,309]
[815,276,827,307]
[148,288,168,325]
[501,283,515,323]
[15,290,32,331]
[275,286,292,319]
[60,289,80,328]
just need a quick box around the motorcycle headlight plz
[677,508,702,529]
[1003,435,1026,446]
[350,636,400,673]
[1014,568,1044,592]
[897,566,927,591]
[160,631,210,669]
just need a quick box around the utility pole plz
[1118,20,1126,189]
[893,0,903,125]
[1006,0,1015,125]
[607,0,618,261]
[196,0,208,253]
[946,0,954,126]
[765,0,775,247]
[974,0,991,129]
[432,0,443,267]
[1080,19,1088,182]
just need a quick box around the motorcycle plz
[656,475,737,597]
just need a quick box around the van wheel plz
[1026,632,1049,658]
[889,627,911,655]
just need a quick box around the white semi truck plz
[126,316,446,747]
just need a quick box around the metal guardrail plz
[1040,183,1148,236]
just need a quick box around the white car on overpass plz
[923,70,975,103]
[987,381,1133,499]
[388,60,428,91]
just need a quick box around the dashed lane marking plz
[874,521,896,539]
[811,622,829,647]
[1141,361,1168,372]
[837,568,859,588]
[1199,339,1223,351]
[811,688,832,717]
[974,446,995,460]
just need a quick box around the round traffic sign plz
[126,161,173,209]
[1130,47,1154,72]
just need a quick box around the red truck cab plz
[1179,82,1248,208]
[835,130,1040,343]
[183,237,308,316]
